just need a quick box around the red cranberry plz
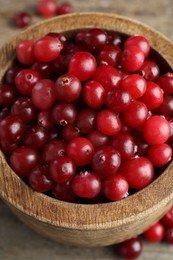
[162,206,173,227]
[16,40,35,65]
[156,95,173,117]
[71,171,101,198]
[97,44,121,67]
[124,35,150,58]
[5,66,22,85]
[32,61,53,78]
[118,237,143,260]
[0,140,20,155]
[139,58,160,81]
[134,131,149,156]
[76,109,97,134]
[57,2,73,15]
[38,109,54,129]
[121,45,144,72]
[165,228,173,244]
[0,107,11,122]
[102,174,129,201]
[37,0,57,17]
[14,11,31,28]
[148,143,172,167]
[0,84,17,107]
[143,221,165,242]
[107,31,123,47]
[157,72,173,94]
[52,181,76,202]
[24,125,49,149]
[62,125,81,142]
[46,32,67,52]
[87,130,110,149]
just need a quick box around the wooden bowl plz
[1,12,173,247]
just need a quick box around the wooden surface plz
[1,0,173,259]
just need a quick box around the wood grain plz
[1,12,173,248]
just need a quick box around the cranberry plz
[24,125,49,149]
[87,130,110,149]
[42,139,67,163]
[118,237,143,260]
[15,69,41,96]
[121,45,144,72]
[10,146,40,177]
[5,66,22,85]
[68,51,97,81]
[32,61,53,78]
[71,171,101,198]
[121,74,147,99]
[97,109,121,135]
[93,65,121,91]
[105,87,132,113]
[142,115,170,145]
[31,79,56,110]
[57,2,73,15]
[37,0,57,17]
[29,164,53,192]
[0,84,17,107]
[49,156,76,183]
[148,143,172,167]
[91,146,121,179]
[119,156,154,189]
[14,11,31,28]
[0,107,11,122]
[52,54,68,76]
[38,109,54,129]
[51,102,77,126]
[102,174,129,201]
[134,131,149,156]
[33,36,62,62]
[162,206,173,227]
[157,72,173,94]
[46,32,67,52]
[124,35,150,58]
[111,132,135,161]
[123,100,148,127]
[52,181,76,202]
[62,125,81,142]
[139,58,160,81]
[55,73,82,102]
[165,228,173,244]
[16,40,35,65]
[0,115,24,144]
[156,94,173,117]
[0,140,20,155]
[143,221,165,242]
[97,44,121,67]
[107,31,123,47]
[76,109,97,134]
[67,137,94,166]
[11,97,38,124]
[82,80,106,109]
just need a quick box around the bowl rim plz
[1,12,173,230]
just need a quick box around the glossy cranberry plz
[5,66,22,85]
[68,51,97,81]
[121,45,144,72]
[97,44,121,67]
[150,144,172,168]
[24,125,49,149]
[67,137,94,166]
[0,84,17,107]
[31,79,56,110]
[71,171,101,198]
[14,11,31,28]
[55,73,82,102]
[93,65,121,91]
[134,131,149,156]
[51,102,77,126]
[82,28,107,53]
[162,206,173,227]
[155,95,173,117]
[48,127,60,141]
[91,146,121,179]
[52,54,68,76]
[87,130,110,149]
[143,115,170,145]
[139,81,163,110]
[38,109,54,129]
[42,139,67,163]
[29,164,54,192]
[139,58,160,81]
[16,40,35,65]
[105,87,132,113]
[10,146,40,177]
[33,36,62,62]
[46,32,67,52]
[107,32,122,47]
[0,107,11,121]
[143,221,165,242]
[49,156,76,183]
[97,109,121,135]
[124,35,150,58]
[123,100,148,127]
[165,228,173,244]
[111,132,135,161]
[0,115,24,144]
[32,61,53,78]
[52,181,76,202]
[62,125,81,142]
[82,80,106,109]
[11,97,38,124]
[57,2,73,15]
[157,72,173,94]
[37,0,57,17]
[76,109,97,134]
[119,156,154,189]
[102,174,129,201]
[0,140,20,155]
[121,74,147,99]
[118,237,143,260]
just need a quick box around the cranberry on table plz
[165,228,173,244]
[52,181,76,202]
[37,0,57,17]
[67,137,94,166]
[139,58,160,81]
[124,35,150,58]
[143,221,165,242]
[102,174,129,201]
[157,72,173,94]
[0,84,17,107]
[16,40,35,65]
[148,143,172,167]
[118,237,143,260]
[87,130,110,149]
[71,171,101,198]
[10,146,40,177]
[14,11,31,28]
[57,2,73,15]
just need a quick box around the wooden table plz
[1,0,173,259]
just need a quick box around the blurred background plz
[0,0,173,259]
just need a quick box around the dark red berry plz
[121,45,144,72]
[157,72,173,94]
[0,84,17,107]
[143,221,165,242]
[16,40,35,65]
[37,0,57,17]
[118,237,143,260]
[14,11,31,28]
[124,35,150,58]
[52,181,76,202]
[139,58,160,81]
